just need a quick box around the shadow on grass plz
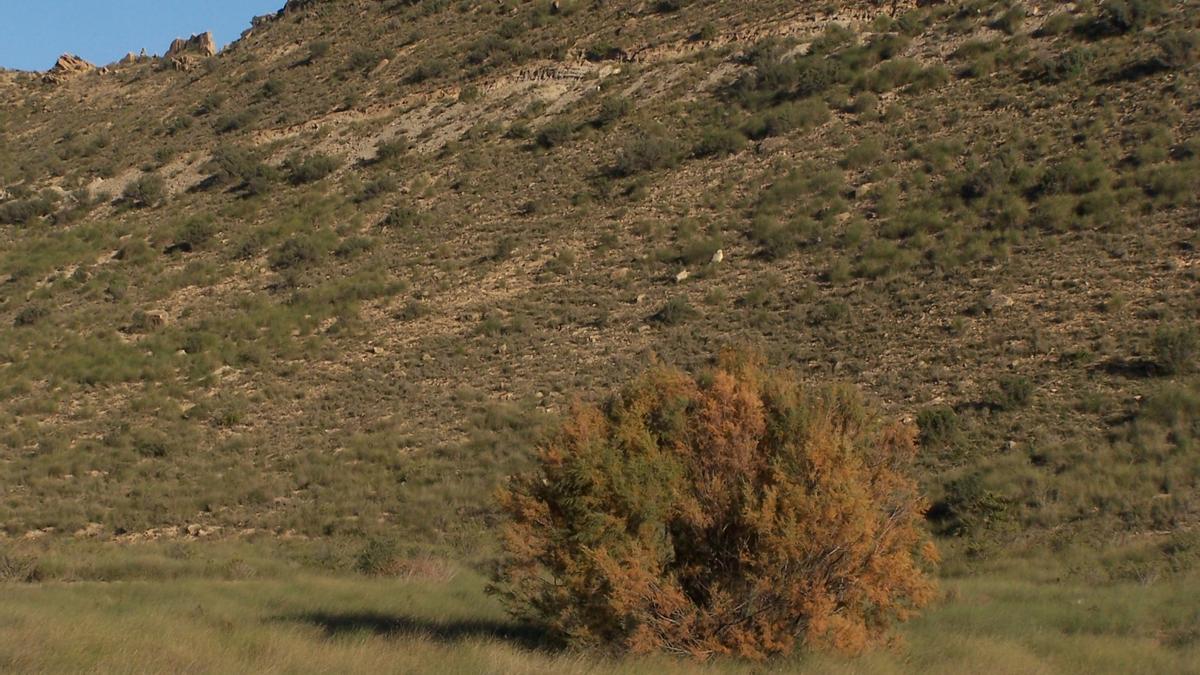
[281,612,554,651]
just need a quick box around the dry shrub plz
[491,353,938,660]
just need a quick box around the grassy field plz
[2,561,1197,674]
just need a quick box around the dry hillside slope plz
[0,0,1197,582]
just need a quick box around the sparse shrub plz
[651,296,698,325]
[1088,0,1165,36]
[396,299,431,321]
[1032,47,1092,83]
[0,194,57,224]
[491,355,938,658]
[536,119,574,149]
[991,375,1034,411]
[929,473,1011,536]
[848,91,878,115]
[742,99,829,140]
[374,137,410,164]
[306,40,331,63]
[692,127,746,158]
[355,537,401,575]
[992,6,1026,36]
[1156,31,1199,70]
[0,548,41,582]
[733,41,849,107]
[380,206,427,229]
[174,216,218,249]
[917,405,961,451]
[344,48,390,76]
[205,145,279,195]
[865,58,922,92]
[408,58,449,83]
[121,173,166,208]
[195,92,225,116]
[334,236,374,258]
[594,96,632,127]
[270,235,324,270]
[1036,13,1074,36]
[14,305,49,327]
[213,110,255,134]
[284,153,341,184]
[355,176,397,203]
[1152,324,1198,376]
[466,34,533,70]
[260,78,285,99]
[612,127,684,176]
[842,137,883,169]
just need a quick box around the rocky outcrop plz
[164,32,216,71]
[166,32,216,59]
[283,0,324,14]
[42,54,96,84]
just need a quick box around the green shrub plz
[991,375,1034,411]
[1152,324,1198,376]
[307,40,331,62]
[1090,0,1165,35]
[917,405,960,451]
[612,127,684,176]
[380,206,428,229]
[374,137,410,164]
[284,153,341,184]
[121,173,166,208]
[344,48,390,76]
[742,99,829,140]
[0,195,57,224]
[842,137,884,169]
[733,42,849,106]
[992,6,1026,35]
[355,538,400,575]
[535,120,574,149]
[213,110,255,134]
[174,216,218,249]
[594,96,632,127]
[408,58,449,83]
[1156,31,1199,70]
[692,127,747,158]
[269,235,325,271]
[929,473,1011,536]
[848,91,879,115]
[491,355,938,658]
[205,145,279,194]
[14,304,49,327]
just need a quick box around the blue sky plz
[0,1,286,71]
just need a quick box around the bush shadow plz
[280,611,554,651]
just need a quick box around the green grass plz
[0,561,1196,674]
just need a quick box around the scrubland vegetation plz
[1,0,1198,670]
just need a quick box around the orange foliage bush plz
[490,354,938,660]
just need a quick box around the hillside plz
[1,0,1199,665]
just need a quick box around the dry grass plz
[0,564,1197,674]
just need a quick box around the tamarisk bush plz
[490,353,938,660]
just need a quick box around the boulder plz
[42,54,96,84]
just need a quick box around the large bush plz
[491,354,938,659]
